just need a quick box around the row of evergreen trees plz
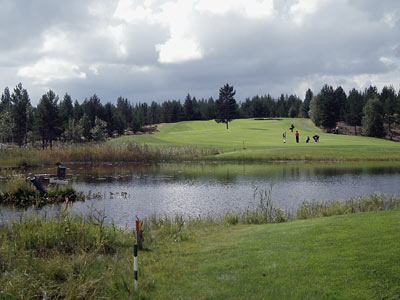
[309,84,400,138]
[0,83,303,147]
[0,82,399,148]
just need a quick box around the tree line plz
[0,82,399,148]
[309,84,400,138]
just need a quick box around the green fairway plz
[110,118,400,161]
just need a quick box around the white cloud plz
[108,24,128,57]
[89,64,100,75]
[40,29,74,56]
[17,58,86,85]
[113,0,275,64]
[382,11,399,28]
[114,0,155,24]
[289,0,327,24]
[131,65,155,72]
[379,56,394,66]
[195,0,275,18]
[156,37,202,63]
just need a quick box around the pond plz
[1,162,400,227]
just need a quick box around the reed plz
[140,190,400,231]
[296,193,400,219]
[0,142,220,169]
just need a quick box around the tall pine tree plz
[215,84,237,129]
[11,83,32,147]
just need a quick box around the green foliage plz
[319,84,338,129]
[381,85,397,139]
[239,187,289,224]
[296,193,400,219]
[0,177,84,207]
[362,97,385,137]
[300,88,313,118]
[309,96,322,126]
[0,212,132,299]
[1,203,400,299]
[35,89,61,149]
[79,114,92,141]
[345,88,364,134]
[4,176,33,194]
[59,93,74,128]
[0,109,14,143]
[215,83,238,129]
[10,83,32,147]
[90,116,108,141]
[62,118,83,142]
[183,93,194,120]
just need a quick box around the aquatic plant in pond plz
[0,177,84,207]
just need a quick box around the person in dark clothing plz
[290,123,294,132]
[295,131,299,143]
[313,135,319,142]
[306,136,310,143]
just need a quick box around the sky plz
[1,0,399,105]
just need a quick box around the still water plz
[1,162,400,227]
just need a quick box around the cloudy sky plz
[1,0,399,105]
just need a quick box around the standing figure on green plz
[295,131,299,143]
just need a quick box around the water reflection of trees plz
[27,162,400,185]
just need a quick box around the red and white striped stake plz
[134,220,139,291]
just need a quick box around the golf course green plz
[110,118,400,161]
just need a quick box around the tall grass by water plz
[0,142,219,169]
[142,189,400,233]
[1,192,400,299]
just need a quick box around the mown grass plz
[1,193,400,299]
[1,119,400,169]
[111,118,400,161]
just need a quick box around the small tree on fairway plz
[215,83,237,129]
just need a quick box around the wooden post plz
[136,219,143,250]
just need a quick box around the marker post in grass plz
[134,219,140,291]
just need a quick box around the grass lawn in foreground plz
[141,210,400,300]
[2,210,399,299]
[110,118,400,161]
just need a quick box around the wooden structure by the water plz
[49,177,68,185]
